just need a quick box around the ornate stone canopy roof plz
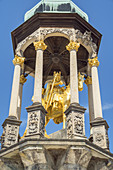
[24,0,88,22]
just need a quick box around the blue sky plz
[0,0,113,152]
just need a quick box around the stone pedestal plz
[90,118,109,149]
[26,103,47,138]
[1,116,22,148]
[65,103,86,139]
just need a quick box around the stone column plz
[66,41,80,104]
[9,55,25,118]
[2,55,24,148]
[65,41,86,139]
[84,76,94,140]
[25,41,47,139]
[85,76,94,122]
[17,74,27,120]
[88,56,109,149]
[33,40,47,104]
[88,57,102,119]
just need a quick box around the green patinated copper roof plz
[24,0,88,22]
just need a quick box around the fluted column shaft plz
[66,41,80,104]
[33,41,47,103]
[9,55,25,118]
[88,57,102,118]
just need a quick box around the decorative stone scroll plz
[16,28,97,56]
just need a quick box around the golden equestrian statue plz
[21,71,84,138]
[42,72,70,131]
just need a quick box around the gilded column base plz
[65,103,86,139]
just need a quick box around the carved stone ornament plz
[66,41,80,52]
[16,28,97,55]
[77,149,92,168]
[1,127,6,148]
[28,112,39,134]
[74,113,83,135]
[33,40,47,51]
[66,114,73,139]
[13,55,25,66]
[75,30,97,53]
[84,76,92,86]
[6,125,18,146]
[20,74,27,84]
[39,115,45,136]
[65,149,92,168]
[88,56,100,67]
[95,132,104,144]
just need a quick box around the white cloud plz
[103,103,113,110]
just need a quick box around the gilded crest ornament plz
[84,76,92,86]
[88,57,100,67]
[13,55,25,66]
[66,40,80,52]
[33,40,47,51]
[20,74,27,84]
[78,72,84,91]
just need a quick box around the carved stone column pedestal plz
[90,118,109,150]
[65,103,86,139]
[1,116,22,148]
[26,103,47,138]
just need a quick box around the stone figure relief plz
[66,114,73,139]
[95,132,104,144]
[7,125,18,145]
[39,115,45,137]
[74,112,83,135]
[28,112,39,134]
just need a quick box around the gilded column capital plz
[66,41,80,52]
[33,40,47,51]
[13,55,25,67]
[20,74,27,84]
[88,57,100,67]
[84,76,92,86]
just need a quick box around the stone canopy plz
[24,0,88,22]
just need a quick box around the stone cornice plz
[15,28,97,56]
